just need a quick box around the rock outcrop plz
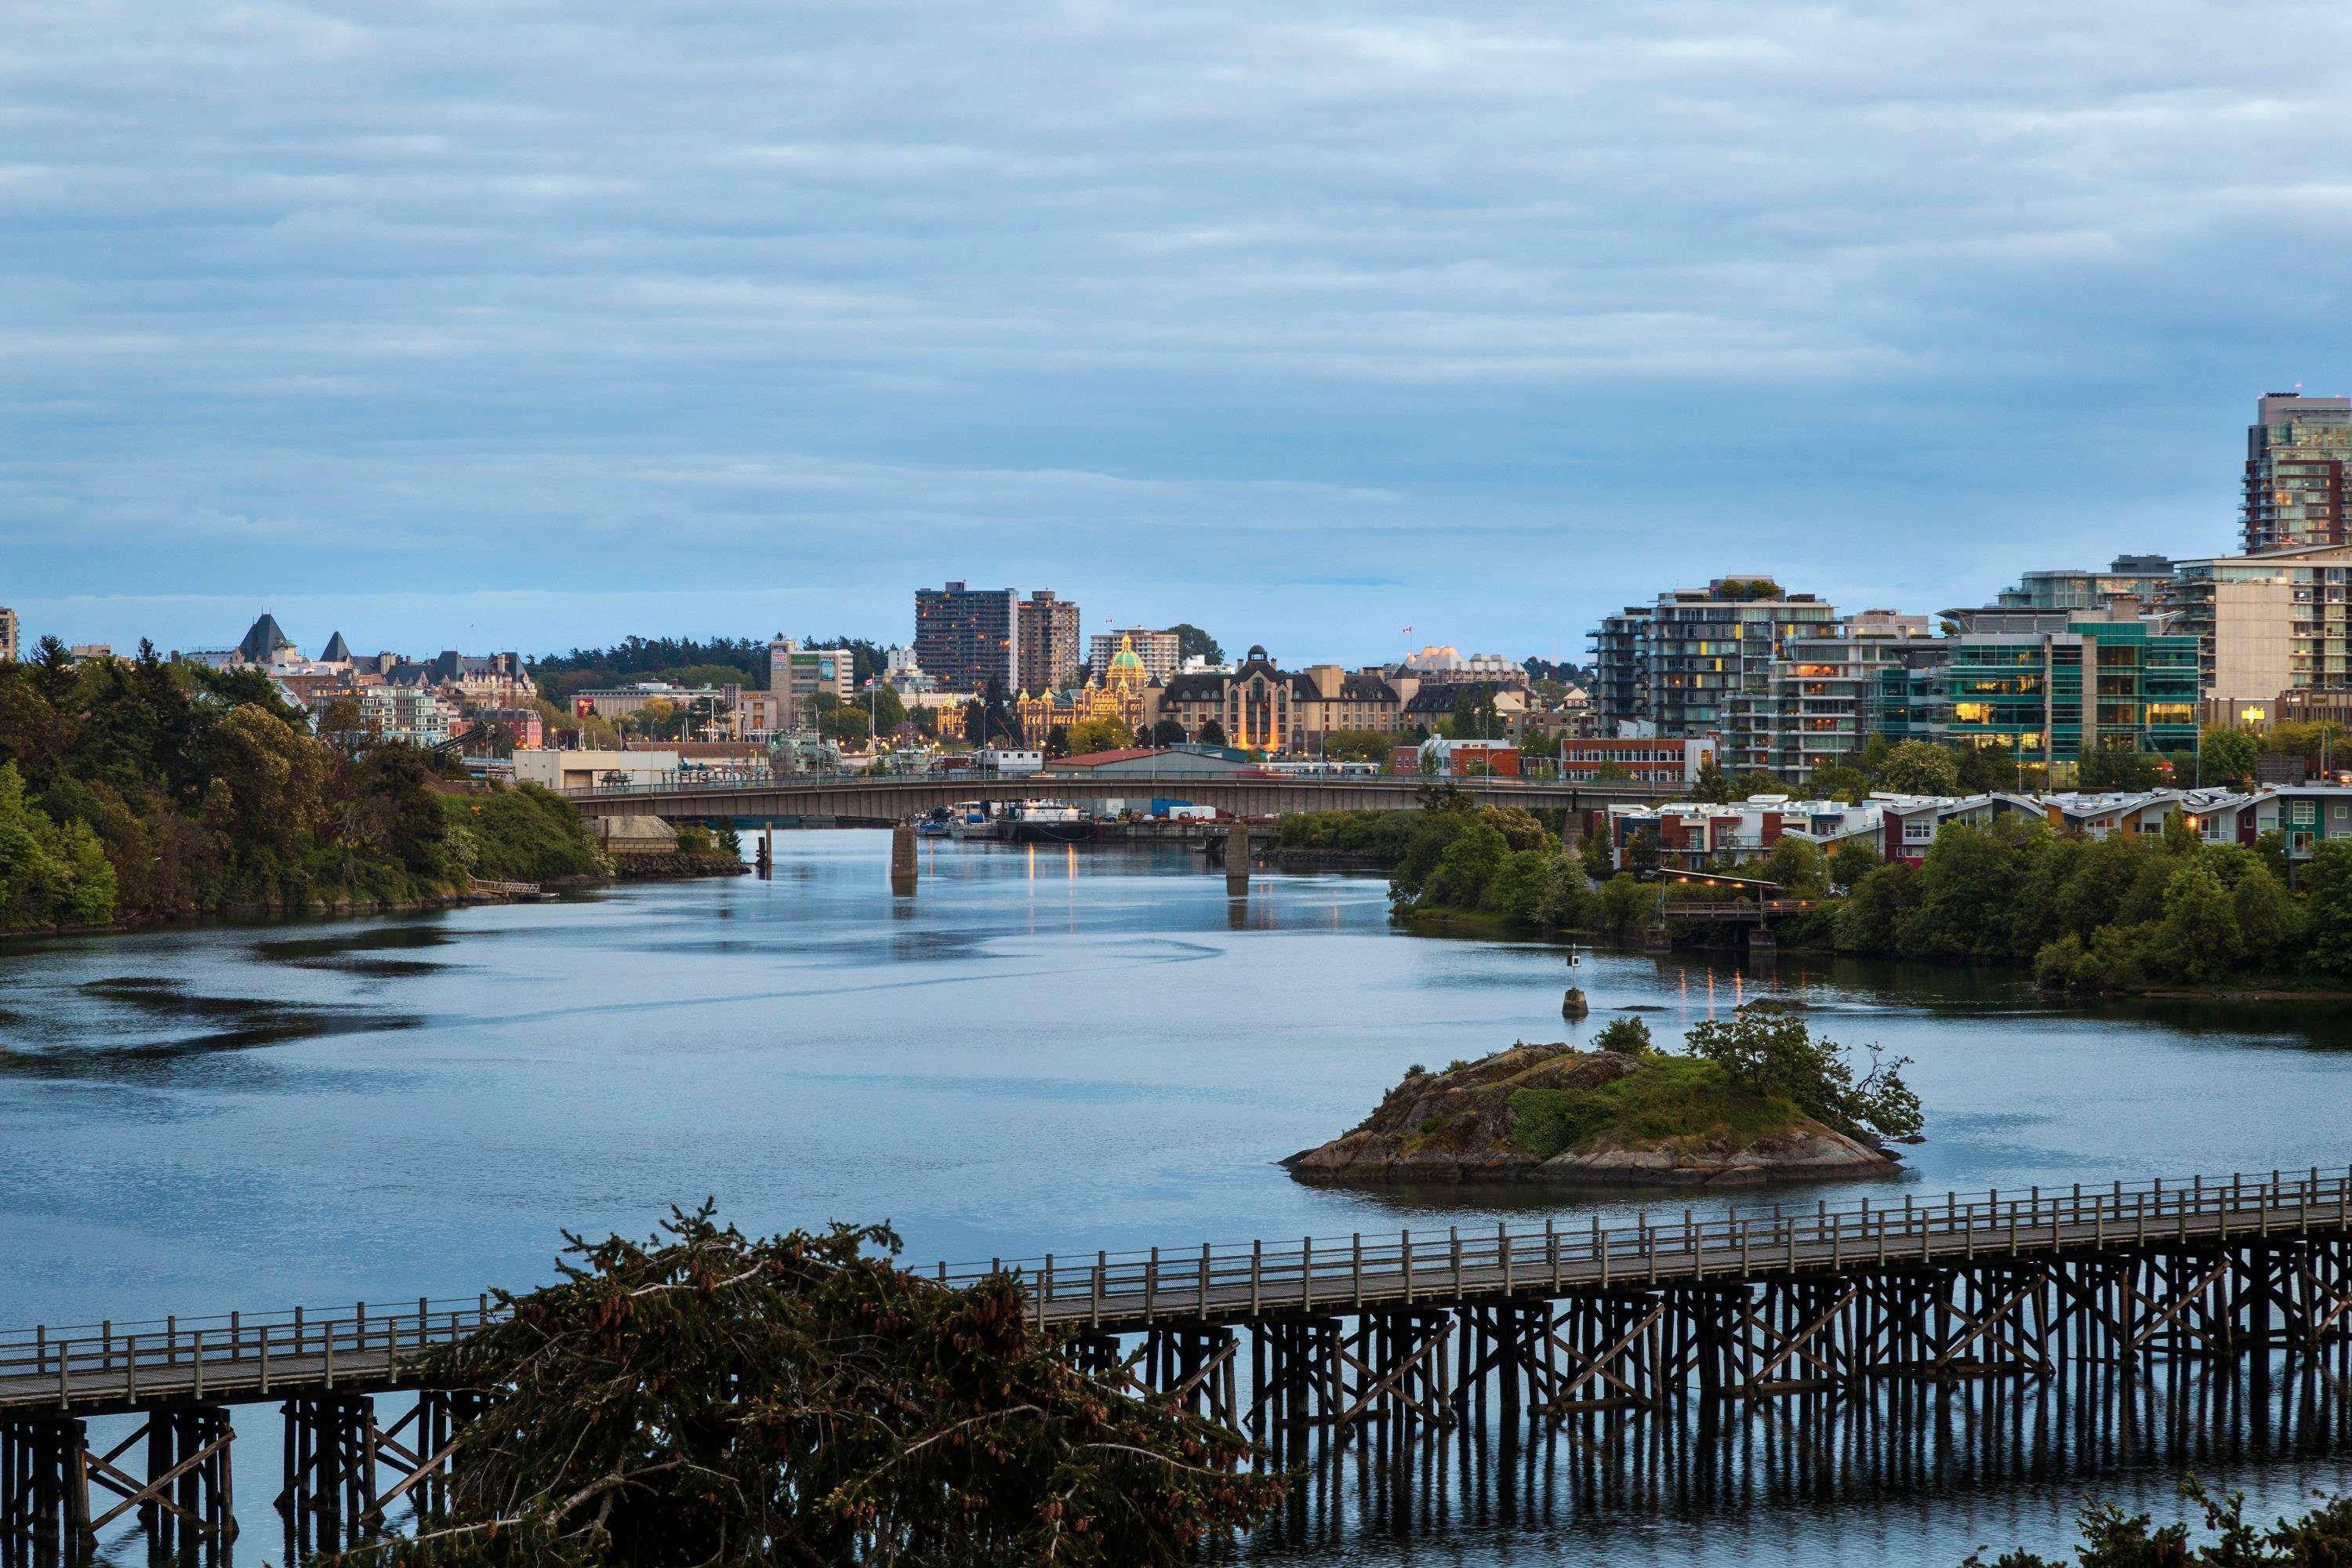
[1283,1042,1897,1189]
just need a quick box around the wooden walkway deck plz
[9,1167,2343,1421]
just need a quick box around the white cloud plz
[4,0,2349,654]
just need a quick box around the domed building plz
[1015,634,1158,750]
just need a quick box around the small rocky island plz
[1284,1010,1918,1189]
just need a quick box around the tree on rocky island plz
[339,1207,1283,1568]
[1682,1004,1921,1142]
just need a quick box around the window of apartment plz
[1903,821,1936,843]
[2293,800,2318,826]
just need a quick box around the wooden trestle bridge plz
[11,1167,2352,1559]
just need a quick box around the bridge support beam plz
[278,1396,375,1557]
[1,1416,89,1565]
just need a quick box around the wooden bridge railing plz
[0,1296,504,1414]
[7,1167,2350,1414]
[929,1164,2352,1331]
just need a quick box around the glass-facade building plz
[2243,393,2352,554]
[1994,554,2174,613]
[1939,615,2198,768]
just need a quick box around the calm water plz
[6,830,2352,1563]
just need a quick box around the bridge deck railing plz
[554,771,1675,802]
[0,1296,504,1410]
[8,1167,2347,1409]
[929,1165,2352,1329]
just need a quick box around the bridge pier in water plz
[1224,821,1251,894]
[889,822,918,895]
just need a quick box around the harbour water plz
[5,829,2352,1563]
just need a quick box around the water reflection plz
[1241,1353,2352,1566]
[6,833,2352,1566]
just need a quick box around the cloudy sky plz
[6,1,2350,665]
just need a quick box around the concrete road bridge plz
[559,769,1679,826]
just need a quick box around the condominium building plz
[0,607,16,662]
[1995,554,2175,614]
[1598,578,1838,739]
[1729,613,1940,782]
[913,583,1019,694]
[358,687,455,747]
[2169,548,2322,715]
[1087,627,1181,684]
[1588,608,1652,734]
[2243,392,2352,553]
[1015,590,1083,693]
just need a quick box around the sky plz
[6,0,2352,667]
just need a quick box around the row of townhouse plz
[1603,785,2352,877]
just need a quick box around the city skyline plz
[10,5,2352,656]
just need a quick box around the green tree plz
[1198,717,1227,746]
[1755,835,1828,898]
[1595,872,1661,937]
[1170,623,1223,666]
[1682,1004,1921,1139]
[2147,864,2241,982]
[1577,826,1613,880]
[1319,728,1400,762]
[1876,740,1962,796]
[1537,856,1597,931]
[2077,741,2161,792]
[822,706,872,747]
[1904,817,2051,960]
[2304,840,2352,975]
[1065,714,1134,754]
[1623,826,1661,876]
[1809,764,1871,805]
[1953,743,2007,792]
[869,684,907,735]
[1479,846,1555,923]
[1690,756,1734,804]
[2198,725,2262,786]
[1834,862,1919,953]
[1592,758,1632,782]
[1828,839,1878,889]
[1148,718,1187,746]
[2230,863,2302,963]
[0,760,116,927]
[1044,724,1070,760]
[1592,1017,1652,1054]
[1443,685,1503,741]
[1962,1476,2352,1568]
[372,1206,1283,1567]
